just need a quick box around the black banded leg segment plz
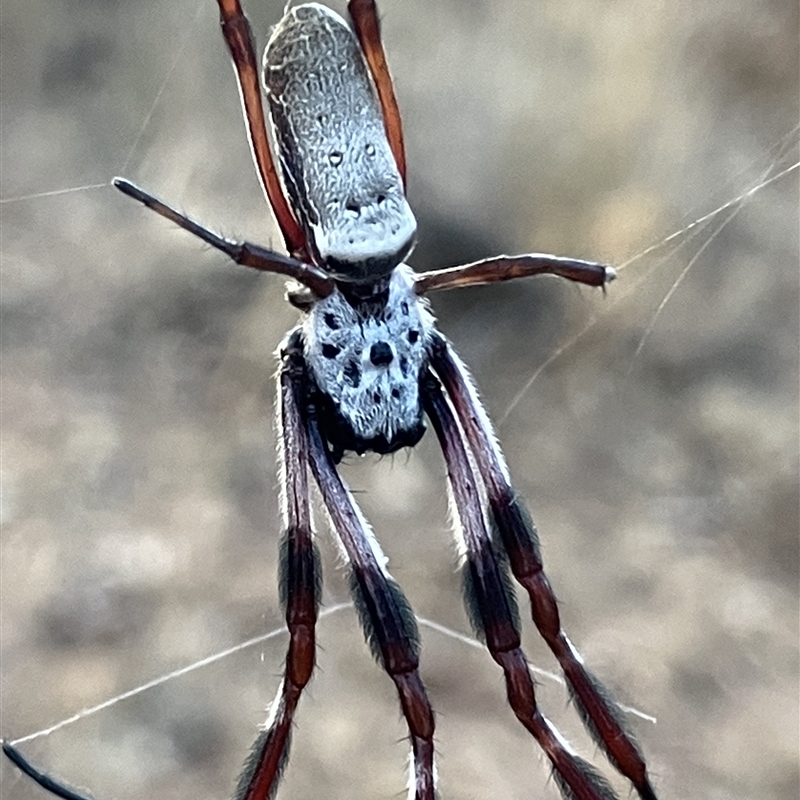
[235,342,321,800]
[422,373,619,800]
[428,336,659,800]
[306,422,436,800]
[285,341,435,800]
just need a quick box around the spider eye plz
[322,343,341,359]
[324,313,339,329]
[408,329,419,344]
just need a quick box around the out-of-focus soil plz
[1,1,797,799]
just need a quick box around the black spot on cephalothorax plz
[408,329,419,344]
[372,391,381,403]
[344,359,361,387]
[399,356,409,376]
[322,343,341,359]
[391,388,400,399]
[370,341,393,367]
[324,313,339,329]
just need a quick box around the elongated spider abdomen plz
[263,3,417,280]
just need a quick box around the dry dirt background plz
[1,1,797,799]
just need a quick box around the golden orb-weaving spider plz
[3,2,660,799]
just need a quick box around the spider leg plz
[428,335,659,800]
[235,334,322,800]
[348,0,407,187]
[2,741,93,800]
[414,254,616,295]
[282,339,436,800]
[3,340,325,800]
[215,0,307,259]
[113,179,333,298]
[422,372,620,800]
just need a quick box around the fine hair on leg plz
[428,334,658,800]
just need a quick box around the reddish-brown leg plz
[1,339,322,800]
[284,336,436,800]
[429,335,659,800]
[113,179,333,298]
[422,372,619,800]
[235,333,321,800]
[414,253,615,294]
[216,0,307,259]
[348,0,407,187]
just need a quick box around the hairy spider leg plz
[348,0,407,187]
[216,0,308,260]
[1,341,325,800]
[429,335,659,800]
[284,337,437,800]
[234,338,322,800]
[112,179,334,298]
[422,372,620,800]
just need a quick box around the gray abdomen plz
[263,4,416,281]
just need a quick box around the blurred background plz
[1,1,797,799]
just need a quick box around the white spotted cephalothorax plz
[5,2,656,800]
[303,264,434,458]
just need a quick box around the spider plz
[3,1,660,799]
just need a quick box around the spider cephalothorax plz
[3,2,660,800]
[303,264,434,458]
